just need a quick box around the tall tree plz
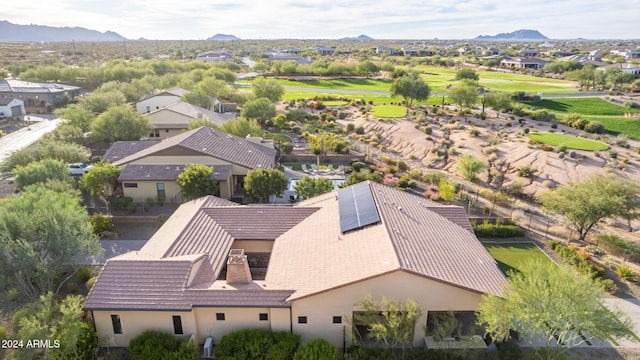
[539,174,639,241]
[477,260,634,360]
[78,162,121,197]
[54,104,96,132]
[13,159,73,190]
[196,78,232,99]
[182,91,213,109]
[456,153,485,182]
[448,80,480,109]
[244,168,288,203]
[390,75,430,106]
[240,98,276,125]
[177,164,219,201]
[251,78,285,103]
[90,105,151,142]
[221,117,264,138]
[484,91,513,117]
[78,90,127,114]
[455,68,479,81]
[294,176,334,199]
[0,188,101,301]
[0,140,91,173]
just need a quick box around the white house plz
[0,97,25,118]
[135,88,189,114]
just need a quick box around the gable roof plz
[138,88,189,102]
[0,97,21,106]
[112,127,276,170]
[85,182,507,311]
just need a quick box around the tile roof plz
[0,97,20,106]
[0,79,80,93]
[138,88,189,102]
[84,259,293,310]
[103,141,159,163]
[112,127,276,170]
[118,164,232,181]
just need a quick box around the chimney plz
[226,249,252,284]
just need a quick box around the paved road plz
[0,117,60,164]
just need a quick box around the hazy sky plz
[5,0,639,40]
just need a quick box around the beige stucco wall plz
[231,240,274,253]
[92,310,196,347]
[193,307,274,343]
[291,270,485,347]
[122,179,231,201]
[136,95,181,114]
[122,180,182,202]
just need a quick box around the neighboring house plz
[135,88,189,114]
[501,57,548,70]
[373,46,396,55]
[598,63,640,76]
[0,97,25,117]
[84,181,507,349]
[309,47,335,56]
[558,55,604,67]
[518,49,539,57]
[402,47,420,56]
[105,126,276,201]
[264,52,313,65]
[0,79,81,107]
[196,51,235,63]
[143,102,235,139]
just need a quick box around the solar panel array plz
[337,182,381,233]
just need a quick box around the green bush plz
[294,339,338,360]
[617,264,635,280]
[351,161,367,172]
[88,213,115,236]
[75,322,99,360]
[597,234,640,263]
[344,346,399,360]
[129,330,197,360]
[472,222,524,238]
[584,121,604,134]
[215,328,300,360]
[551,244,604,280]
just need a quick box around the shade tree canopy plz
[244,168,288,203]
[90,105,151,142]
[177,164,220,201]
[251,78,285,103]
[390,75,430,106]
[294,176,334,199]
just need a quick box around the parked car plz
[68,163,94,175]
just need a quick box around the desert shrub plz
[531,110,556,121]
[129,330,197,360]
[88,213,115,236]
[551,243,605,280]
[294,339,338,360]
[215,329,300,360]
[337,111,347,119]
[344,123,355,133]
[354,126,365,135]
[584,245,606,256]
[584,121,604,134]
[409,168,422,180]
[424,126,433,135]
[351,161,366,172]
[557,143,568,153]
[396,160,408,172]
[516,165,537,178]
[617,264,635,280]
[597,278,619,294]
[109,196,136,211]
[609,150,618,159]
[469,128,480,136]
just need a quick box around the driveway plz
[0,116,60,163]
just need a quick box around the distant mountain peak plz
[340,34,374,41]
[475,29,548,40]
[207,33,240,41]
[0,20,126,42]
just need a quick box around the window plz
[111,314,122,334]
[216,313,225,321]
[172,316,183,335]
[332,316,342,324]
[298,316,307,324]
[156,183,165,198]
[123,183,138,188]
[149,129,160,138]
[259,313,268,321]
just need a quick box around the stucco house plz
[0,97,25,118]
[84,181,507,349]
[135,88,189,114]
[0,79,81,107]
[501,57,548,70]
[143,102,235,139]
[103,126,276,201]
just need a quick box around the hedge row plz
[548,241,604,280]
[472,220,524,238]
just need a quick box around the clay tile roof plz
[112,127,276,170]
[118,164,232,181]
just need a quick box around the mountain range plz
[0,20,125,42]
[475,29,548,40]
[340,34,374,41]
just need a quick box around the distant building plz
[598,63,640,75]
[136,88,190,114]
[0,79,80,107]
[143,102,235,139]
[0,97,25,118]
[196,51,235,63]
[501,57,548,70]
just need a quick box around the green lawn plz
[528,133,609,150]
[246,78,394,92]
[585,117,640,139]
[522,98,635,116]
[484,242,554,275]
[323,100,348,106]
[282,90,442,106]
[372,105,407,118]
[263,132,292,143]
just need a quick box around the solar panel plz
[338,182,381,233]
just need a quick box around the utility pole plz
[123,39,127,59]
